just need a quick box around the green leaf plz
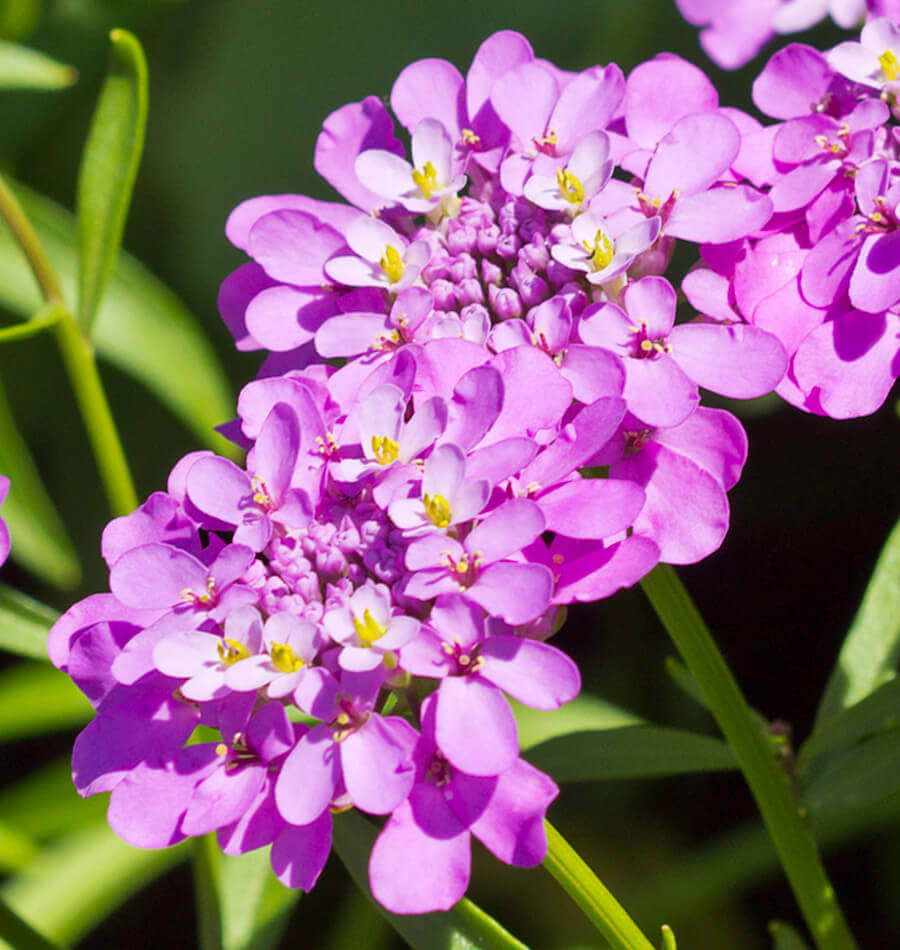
[0,40,76,91]
[515,692,644,752]
[801,728,900,820]
[0,376,80,589]
[0,583,59,662]
[0,822,37,874]
[525,725,735,782]
[769,920,811,950]
[192,837,299,950]
[0,182,237,456]
[0,661,91,741]
[800,678,900,772]
[332,810,529,950]
[0,823,187,946]
[664,656,708,711]
[815,516,900,727]
[0,894,59,950]
[75,28,147,335]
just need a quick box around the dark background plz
[1,0,898,946]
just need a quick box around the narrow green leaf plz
[0,823,187,946]
[0,661,91,741]
[664,656,708,711]
[816,515,900,727]
[0,583,59,662]
[0,376,80,589]
[75,28,147,334]
[514,692,644,752]
[332,810,529,950]
[802,728,900,819]
[0,823,38,873]
[0,40,76,91]
[0,181,237,456]
[800,678,900,772]
[0,894,59,950]
[769,920,811,950]
[0,759,107,842]
[525,725,735,782]
[660,924,677,950]
[193,836,223,950]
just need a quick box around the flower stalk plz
[640,565,856,950]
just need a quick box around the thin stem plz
[0,174,137,516]
[640,565,856,950]
[52,312,137,515]
[0,301,64,343]
[543,820,655,950]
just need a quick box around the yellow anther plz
[585,230,614,271]
[455,555,470,574]
[380,245,405,283]
[411,160,439,198]
[251,475,271,508]
[461,128,481,145]
[271,642,304,674]
[423,493,451,528]
[880,49,899,81]
[371,435,400,465]
[217,638,249,665]
[215,743,228,756]
[640,339,654,352]
[556,167,585,205]
[353,608,387,646]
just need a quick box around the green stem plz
[542,820,655,950]
[640,565,856,950]
[0,302,64,343]
[0,174,137,516]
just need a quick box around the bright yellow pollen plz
[423,493,451,528]
[586,230,614,271]
[353,608,387,646]
[880,49,899,81]
[556,167,585,205]
[371,435,400,465]
[250,475,270,508]
[411,160,439,198]
[215,743,228,756]
[640,339,654,353]
[217,638,249,665]
[461,128,480,145]
[380,245,405,283]
[270,642,304,674]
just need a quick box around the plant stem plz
[0,302,64,343]
[640,565,856,950]
[543,820,655,950]
[0,174,137,517]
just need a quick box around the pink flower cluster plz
[49,25,893,914]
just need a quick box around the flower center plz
[250,475,274,511]
[371,435,400,465]
[441,638,485,676]
[217,637,250,665]
[441,550,482,587]
[880,49,899,81]
[352,608,387,646]
[557,167,584,205]
[380,245,405,283]
[411,160,439,199]
[270,641,304,673]
[423,493,451,528]
[585,230,614,271]
[181,577,217,608]
[623,428,654,456]
[461,128,481,148]
[533,129,558,155]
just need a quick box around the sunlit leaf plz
[0,40,75,90]
[0,377,80,589]
[0,823,187,946]
[0,181,237,456]
[815,516,900,727]
[0,583,58,662]
[769,920,810,949]
[0,823,37,873]
[76,28,147,335]
[332,810,529,950]
[0,661,91,741]
[515,692,644,752]
[0,894,59,950]
[525,725,735,782]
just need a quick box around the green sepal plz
[0,39,75,90]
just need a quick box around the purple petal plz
[436,677,518,776]
[466,499,545,562]
[391,58,463,137]
[271,811,333,891]
[468,562,553,625]
[665,186,773,243]
[341,716,415,814]
[250,403,300,499]
[645,113,740,198]
[479,637,580,709]
[538,478,645,540]
[109,543,208,608]
[247,210,345,285]
[624,357,699,428]
[850,232,900,313]
[275,725,339,826]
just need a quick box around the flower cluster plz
[674,0,900,69]
[0,475,9,567]
[50,28,859,914]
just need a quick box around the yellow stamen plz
[556,167,584,205]
[585,230,614,271]
[380,245,405,283]
[423,493,451,528]
[461,128,480,146]
[270,642,304,674]
[640,339,654,353]
[880,49,899,81]
[371,435,400,465]
[411,160,439,198]
[217,638,249,665]
[353,608,387,646]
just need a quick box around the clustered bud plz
[49,22,896,913]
